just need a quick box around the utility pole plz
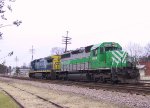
[29,45,35,61]
[62,31,71,53]
[15,56,18,67]
[15,56,19,76]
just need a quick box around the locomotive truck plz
[29,42,140,83]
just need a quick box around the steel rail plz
[7,84,68,108]
[0,87,24,108]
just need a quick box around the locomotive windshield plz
[105,47,122,51]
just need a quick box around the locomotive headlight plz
[112,42,115,47]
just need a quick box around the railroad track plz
[50,80,150,95]
[6,83,68,108]
[76,83,150,95]
[1,75,150,95]
[0,87,24,108]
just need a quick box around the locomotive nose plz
[110,51,127,67]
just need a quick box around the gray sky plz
[1,0,150,67]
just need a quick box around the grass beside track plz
[0,91,19,108]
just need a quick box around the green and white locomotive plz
[30,42,140,83]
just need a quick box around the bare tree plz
[51,47,65,55]
[125,42,144,64]
[142,43,150,62]
[0,0,22,38]
[144,43,150,57]
[15,67,20,76]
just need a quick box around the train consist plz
[29,42,140,83]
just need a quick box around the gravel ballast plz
[0,77,123,108]
[0,77,150,108]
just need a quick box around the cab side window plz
[100,47,104,54]
[93,48,98,56]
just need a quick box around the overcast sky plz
[1,0,150,67]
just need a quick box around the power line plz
[62,31,71,53]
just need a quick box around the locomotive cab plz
[90,42,123,69]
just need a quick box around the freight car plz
[29,42,140,83]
